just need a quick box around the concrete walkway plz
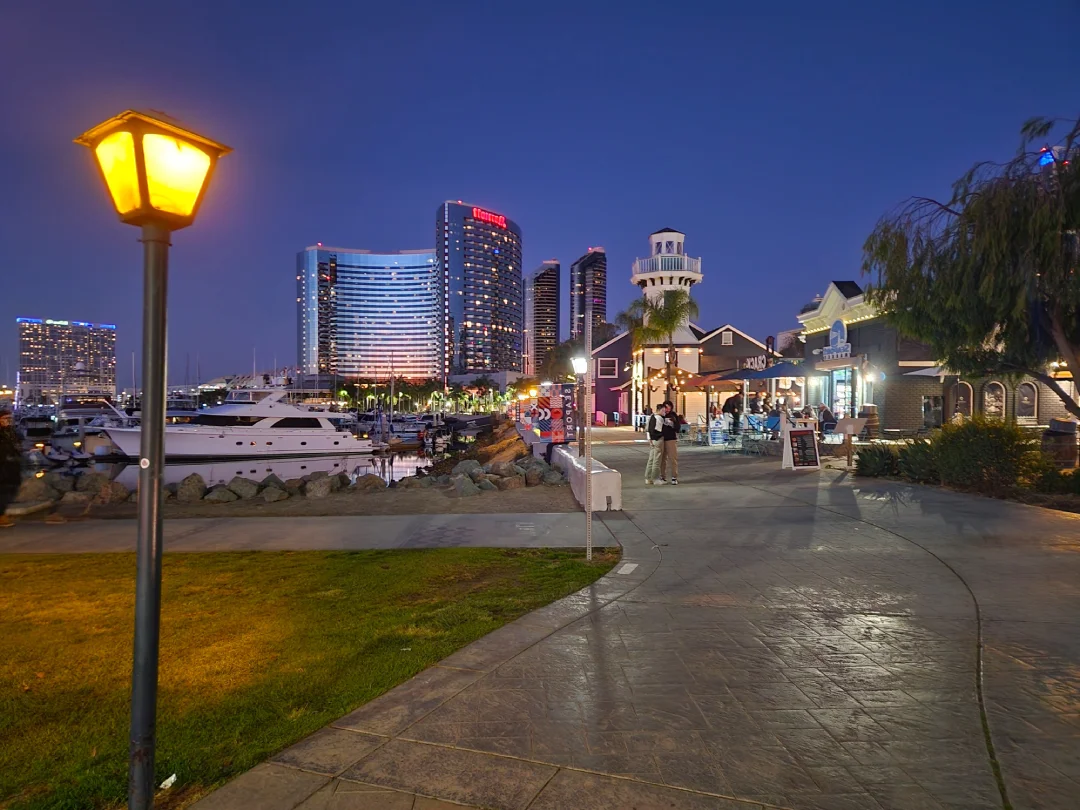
[0,513,614,553]
[187,445,1079,809]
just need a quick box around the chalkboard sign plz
[788,428,820,469]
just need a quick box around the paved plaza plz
[190,442,1080,810]
[15,438,1078,809]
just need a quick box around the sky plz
[1,0,1077,385]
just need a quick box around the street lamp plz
[572,356,588,455]
[75,109,230,810]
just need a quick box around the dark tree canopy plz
[862,116,1080,418]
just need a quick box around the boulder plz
[43,472,75,493]
[435,474,451,485]
[261,486,289,503]
[260,473,286,490]
[495,474,525,491]
[525,467,543,487]
[176,473,208,503]
[15,476,59,503]
[511,465,526,477]
[397,475,422,489]
[94,481,131,505]
[451,459,482,477]
[60,491,91,506]
[306,470,329,482]
[304,476,334,499]
[543,471,567,485]
[336,472,352,489]
[467,466,486,482]
[283,478,305,494]
[75,471,110,495]
[477,479,497,492]
[445,475,481,498]
[227,476,261,499]
[488,460,518,477]
[204,485,239,503]
[353,474,385,491]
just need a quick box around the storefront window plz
[1017,382,1038,424]
[923,396,943,429]
[831,368,854,418]
[983,382,1005,419]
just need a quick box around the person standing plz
[659,400,682,485]
[644,404,665,485]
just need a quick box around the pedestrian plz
[659,399,682,485]
[644,404,665,485]
[0,410,21,528]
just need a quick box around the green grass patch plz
[0,548,616,809]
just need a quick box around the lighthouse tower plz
[630,227,703,343]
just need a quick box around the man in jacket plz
[644,403,666,485]
[659,400,682,485]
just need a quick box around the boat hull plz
[104,426,373,460]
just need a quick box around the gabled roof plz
[590,330,629,355]
[697,324,776,353]
[832,280,863,299]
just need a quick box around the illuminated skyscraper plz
[17,317,117,405]
[436,202,523,376]
[296,246,442,379]
[525,260,560,376]
[570,247,607,340]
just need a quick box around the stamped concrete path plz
[189,444,1077,809]
[0,512,612,552]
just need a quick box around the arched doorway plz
[1016,382,1038,424]
[950,381,973,420]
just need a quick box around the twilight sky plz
[1,0,1076,385]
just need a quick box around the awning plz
[903,366,949,377]
[814,358,860,371]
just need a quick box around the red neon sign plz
[472,207,507,228]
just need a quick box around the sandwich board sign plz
[782,417,821,470]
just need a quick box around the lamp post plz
[572,356,587,455]
[75,110,230,810]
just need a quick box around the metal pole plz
[584,290,593,562]
[577,378,584,457]
[129,221,170,810]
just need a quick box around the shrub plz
[934,416,1038,495]
[855,444,899,477]
[1032,459,1080,495]
[897,438,940,484]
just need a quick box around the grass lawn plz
[0,548,616,810]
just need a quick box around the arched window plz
[950,381,973,419]
[983,382,1005,418]
[1016,382,1038,424]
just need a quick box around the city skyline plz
[1,1,1076,385]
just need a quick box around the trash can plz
[1042,419,1079,469]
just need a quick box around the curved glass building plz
[297,247,442,379]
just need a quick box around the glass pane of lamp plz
[94,131,141,214]
[142,133,211,216]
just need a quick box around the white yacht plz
[104,390,372,460]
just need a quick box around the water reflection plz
[92,453,431,490]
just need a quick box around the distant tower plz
[630,228,702,340]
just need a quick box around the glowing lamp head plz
[572,357,588,375]
[75,110,231,230]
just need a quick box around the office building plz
[296,246,442,379]
[524,260,560,376]
[436,201,524,376]
[570,247,607,340]
[17,317,117,405]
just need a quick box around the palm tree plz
[616,289,698,402]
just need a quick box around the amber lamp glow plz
[75,109,231,230]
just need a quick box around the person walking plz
[644,404,665,485]
[659,400,682,485]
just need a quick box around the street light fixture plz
[76,109,230,810]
